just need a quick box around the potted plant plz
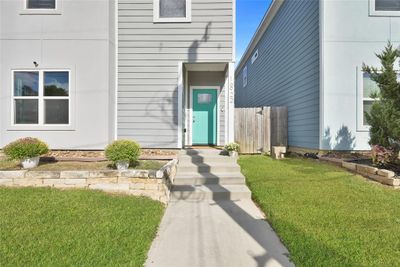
[3,137,49,169]
[224,142,240,157]
[105,140,141,170]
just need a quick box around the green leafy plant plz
[224,142,240,152]
[105,140,141,164]
[363,42,400,163]
[3,137,49,160]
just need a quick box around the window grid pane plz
[14,71,39,97]
[376,0,400,11]
[44,71,69,96]
[15,99,39,124]
[27,0,56,9]
[44,99,69,124]
[160,0,186,18]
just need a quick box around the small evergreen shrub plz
[363,42,400,163]
[105,140,141,164]
[3,137,49,160]
[224,142,240,152]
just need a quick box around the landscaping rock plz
[377,169,395,178]
[89,183,130,192]
[0,171,26,179]
[342,162,357,171]
[87,178,118,184]
[25,171,60,179]
[356,165,378,175]
[89,170,119,178]
[60,171,90,179]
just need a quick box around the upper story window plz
[243,66,248,88]
[12,70,70,126]
[21,0,61,15]
[370,0,400,16]
[27,0,55,9]
[154,0,192,23]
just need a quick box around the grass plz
[238,155,400,267]
[0,187,164,267]
[0,160,166,171]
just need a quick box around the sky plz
[236,0,272,63]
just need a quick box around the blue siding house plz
[235,0,400,151]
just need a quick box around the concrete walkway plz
[146,199,294,267]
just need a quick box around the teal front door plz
[192,89,217,145]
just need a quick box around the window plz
[197,93,212,104]
[154,0,191,23]
[21,0,61,15]
[251,50,259,64]
[361,73,380,126]
[26,0,55,9]
[243,66,248,87]
[12,70,70,126]
[370,0,400,16]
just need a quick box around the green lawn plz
[238,156,400,267]
[0,187,164,267]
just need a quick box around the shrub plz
[372,145,395,167]
[105,140,141,163]
[3,137,49,160]
[224,142,240,152]
[363,42,400,161]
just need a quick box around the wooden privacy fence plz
[235,107,288,154]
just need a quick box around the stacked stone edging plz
[320,156,399,188]
[0,159,178,203]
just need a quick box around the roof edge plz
[235,0,285,75]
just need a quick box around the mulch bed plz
[42,149,178,162]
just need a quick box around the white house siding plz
[235,0,320,150]
[118,0,234,148]
[321,0,400,150]
[0,0,115,149]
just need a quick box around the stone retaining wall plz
[0,159,178,203]
[320,157,399,188]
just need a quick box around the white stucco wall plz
[0,0,115,149]
[321,0,400,150]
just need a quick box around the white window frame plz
[11,69,72,130]
[357,70,376,131]
[369,0,400,17]
[20,0,62,15]
[153,0,192,23]
[243,66,248,87]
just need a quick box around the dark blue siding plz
[235,0,320,149]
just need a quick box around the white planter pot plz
[229,151,238,157]
[116,160,129,171]
[21,157,40,169]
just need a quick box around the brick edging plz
[320,157,399,188]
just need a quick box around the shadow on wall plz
[188,22,212,62]
[322,125,356,150]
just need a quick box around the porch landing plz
[145,149,293,267]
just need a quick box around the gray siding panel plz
[235,0,320,149]
[118,0,233,148]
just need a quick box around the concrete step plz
[180,149,226,156]
[174,175,246,185]
[170,184,251,201]
[178,155,236,164]
[177,163,241,173]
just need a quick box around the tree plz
[362,42,400,162]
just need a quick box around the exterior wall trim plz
[319,0,324,150]
[177,62,184,148]
[189,86,221,146]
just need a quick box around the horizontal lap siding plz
[118,0,233,148]
[235,0,320,149]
